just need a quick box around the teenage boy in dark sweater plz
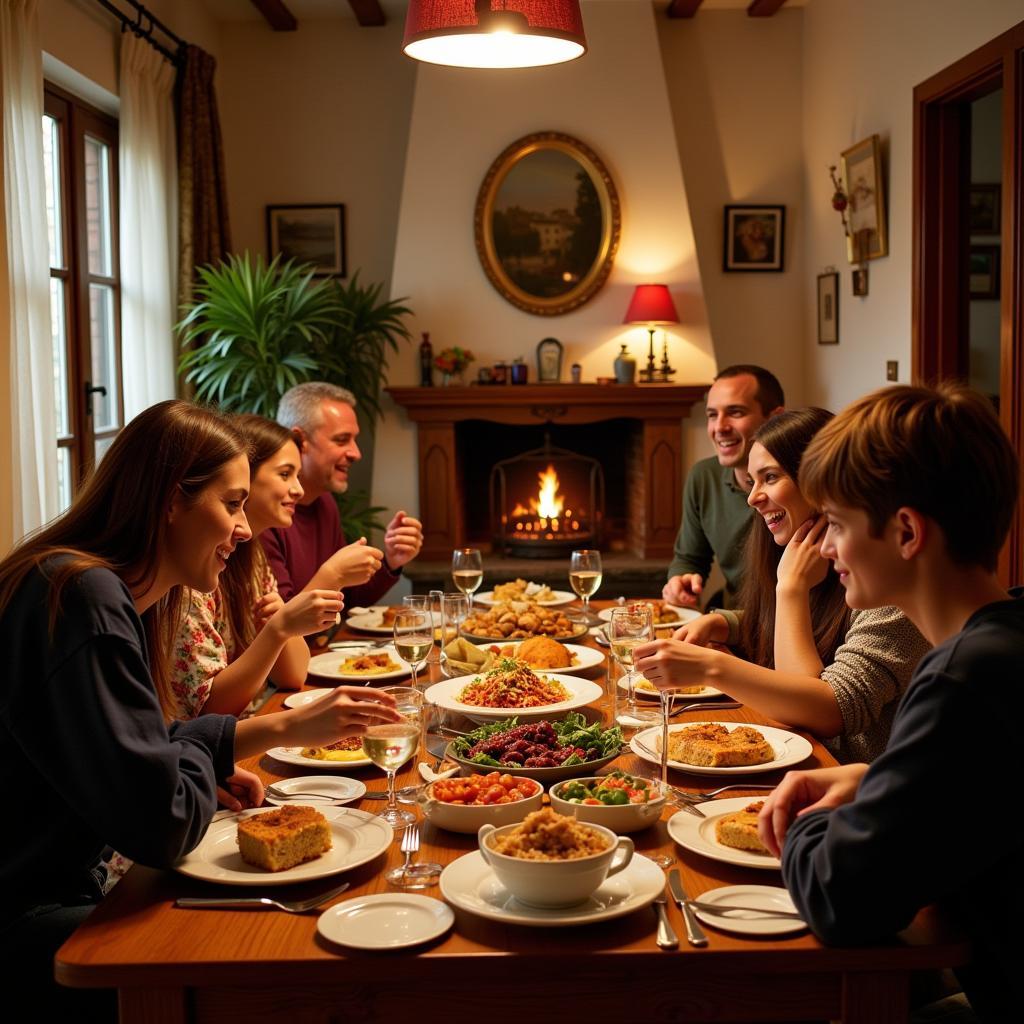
[758,383,1021,1022]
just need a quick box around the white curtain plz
[119,31,178,420]
[1,0,58,540]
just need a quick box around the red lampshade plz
[403,1,587,69]
[623,284,679,326]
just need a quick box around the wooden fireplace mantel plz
[386,383,709,559]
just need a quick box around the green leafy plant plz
[336,489,389,542]
[177,253,344,416]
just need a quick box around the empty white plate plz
[264,775,367,807]
[692,884,806,936]
[317,894,454,950]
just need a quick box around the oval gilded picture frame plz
[474,132,621,317]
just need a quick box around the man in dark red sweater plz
[262,382,423,606]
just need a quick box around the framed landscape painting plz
[722,205,785,271]
[266,204,346,277]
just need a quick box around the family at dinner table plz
[0,368,1019,1022]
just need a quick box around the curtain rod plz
[93,0,187,66]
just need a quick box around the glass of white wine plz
[451,548,484,611]
[608,605,657,722]
[569,549,603,619]
[393,609,432,691]
[366,686,422,828]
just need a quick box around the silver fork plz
[175,881,350,913]
[669,700,741,718]
[670,783,777,804]
[398,823,420,884]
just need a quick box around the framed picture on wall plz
[817,272,839,344]
[969,184,1000,234]
[840,135,888,263]
[266,204,347,277]
[969,245,1000,299]
[722,205,785,271]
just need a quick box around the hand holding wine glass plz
[608,604,656,722]
[569,549,602,618]
[451,548,483,611]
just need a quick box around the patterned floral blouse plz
[167,562,279,721]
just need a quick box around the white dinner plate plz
[175,806,392,886]
[667,798,781,870]
[474,640,604,673]
[308,646,410,683]
[616,678,723,701]
[345,608,398,634]
[266,745,374,770]
[692,885,806,936]
[439,851,664,927]
[264,775,367,807]
[630,722,813,776]
[424,673,603,722]
[597,604,701,629]
[282,688,332,709]
[475,589,575,607]
[318,893,454,950]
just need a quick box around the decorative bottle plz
[613,344,636,384]
[419,332,433,387]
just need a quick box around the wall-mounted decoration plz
[817,271,839,344]
[969,184,1000,234]
[536,337,564,382]
[266,204,346,277]
[840,135,888,262]
[852,267,869,297]
[474,132,621,316]
[969,245,1000,299]
[722,205,785,272]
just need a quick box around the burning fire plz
[508,465,583,537]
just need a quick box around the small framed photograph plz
[969,184,1000,234]
[723,205,785,272]
[817,272,839,344]
[841,135,888,263]
[852,267,869,296]
[536,337,564,382]
[266,204,346,277]
[969,245,1000,299]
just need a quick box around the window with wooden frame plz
[42,84,123,511]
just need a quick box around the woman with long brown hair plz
[638,409,929,763]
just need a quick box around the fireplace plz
[490,437,604,557]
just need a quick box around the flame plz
[534,464,564,519]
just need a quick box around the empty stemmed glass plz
[608,604,657,724]
[364,686,422,828]
[569,549,602,620]
[393,609,432,691]
[451,548,483,611]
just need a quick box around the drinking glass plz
[569,549,603,618]
[451,548,484,611]
[367,686,422,828]
[393,609,432,691]
[442,592,469,642]
[402,594,429,611]
[608,605,657,723]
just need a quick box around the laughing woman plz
[637,408,930,763]
[0,402,399,1012]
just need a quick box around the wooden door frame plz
[913,21,1024,586]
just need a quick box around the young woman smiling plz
[168,414,382,720]
[637,409,930,763]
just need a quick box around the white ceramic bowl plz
[477,819,633,908]
[418,779,543,834]
[548,776,666,834]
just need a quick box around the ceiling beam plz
[347,0,386,27]
[250,1,297,31]
[747,0,788,16]
[667,0,705,17]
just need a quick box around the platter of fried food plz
[667,797,781,869]
[461,601,588,642]
[424,659,602,721]
[475,579,574,606]
[630,721,813,776]
[307,645,408,683]
[597,601,701,629]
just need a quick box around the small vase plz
[613,344,636,384]
[441,371,452,387]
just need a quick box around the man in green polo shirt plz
[663,365,785,609]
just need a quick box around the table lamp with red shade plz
[623,284,679,383]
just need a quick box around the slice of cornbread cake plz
[714,801,771,855]
[666,723,775,768]
[237,805,332,871]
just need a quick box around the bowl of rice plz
[477,807,634,908]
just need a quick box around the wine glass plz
[442,592,469,641]
[393,609,432,691]
[364,685,422,828]
[608,605,657,723]
[569,549,602,618]
[451,548,483,611]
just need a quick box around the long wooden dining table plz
[56,601,968,1023]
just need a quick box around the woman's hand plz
[253,591,284,633]
[673,612,728,647]
[776,515,830,595]
[321,538,385,588]
[216,767,265,812]
[270,589,344,639]
[281,686,402,748]
[757,764,868,857]
[635,638,719,691]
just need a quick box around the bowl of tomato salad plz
[419,771,544,833]
[548,772,666,833]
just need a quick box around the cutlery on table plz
[667,868,709,948]
[265,785,349,802]
[669,700,741,719]
[394,823,419,885]
[175,881,350,913]
[670,783,776,804]
[683,900,803,920]
[667,797,706,819]
[653,891,679,950]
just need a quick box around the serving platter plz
[666,798,781,870]
[461,621,590,644]
[424,673,602,722]
[443,741,620,784]
[473,640,604,673]
[474,588,575,607]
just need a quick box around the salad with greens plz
[451,713,623,769]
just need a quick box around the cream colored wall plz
[801,0,1024,410]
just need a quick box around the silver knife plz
[667,868,709,947]
[653,891,679,949]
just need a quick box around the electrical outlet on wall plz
[886,361,898,381]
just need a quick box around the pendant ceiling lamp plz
[403,1,588,69]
